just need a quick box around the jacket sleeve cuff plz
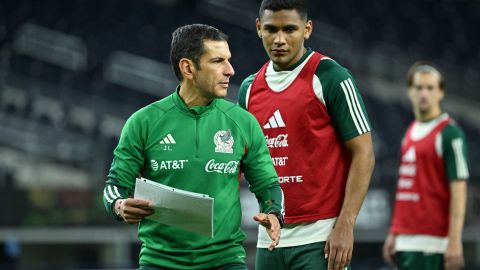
[256,182,285,227]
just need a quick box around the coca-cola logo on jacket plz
[205,159,239,174]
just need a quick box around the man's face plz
[256,9,312,70]
[193,40,235,99]
[408,72,444,114]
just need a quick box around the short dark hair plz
[406,61,445,91]
[170,24,228,81]
[259,0,308,20]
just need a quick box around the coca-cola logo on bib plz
[265,134,289,148]
[205,159,239,174]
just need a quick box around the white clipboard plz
[134,177,214,237]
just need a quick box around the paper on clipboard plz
[134,177,214,237]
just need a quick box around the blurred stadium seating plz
[0,0,479,269]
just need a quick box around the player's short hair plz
[406,61,445,91]
[259,0,308,20]
[170,24,228,81]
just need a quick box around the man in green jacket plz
[102,24,284,270]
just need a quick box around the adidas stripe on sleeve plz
[441,124,469,181]
[103,185,122,203]
[316,60,371,141]
[102,183,130,219]
[339,78,370,135]
[103,112,144,219]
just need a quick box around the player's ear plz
[439,88,445,101]
[407,87,415,101]
[304,20,313,40]
[256,18,262,38]
[179,58,195,80]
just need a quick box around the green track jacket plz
[103,88,283,269]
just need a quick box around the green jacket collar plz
[172,86,217,117]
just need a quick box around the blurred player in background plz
[102,24,284,270]
[238,0,375,269]
[383,62,469,270]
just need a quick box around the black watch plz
[267,211,284,228]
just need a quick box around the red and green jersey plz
[102,89,283,269]
[390,113,469,238]
[238,49,371,224]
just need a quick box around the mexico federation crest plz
[214,130,234,154]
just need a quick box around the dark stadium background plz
[0,0,479,269]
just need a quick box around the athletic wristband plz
[267,211,284,228]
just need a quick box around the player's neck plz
[179,83,213,107]
[415,107,442,122]
[273,47,308,71]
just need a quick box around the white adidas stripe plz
[452,138,469,179]
[113,186,121,198]
[341,81,361,134]
[268,117,278,128]
[160,134,176,144]
[104,185,123,203]
[340,79,370,134]
[104,186,118,203]
[108,185,119,200]
[274,110,285,127]
[167,134,176,144]
[345,79,367,133]
[347,79,370,131]
[103,188,113,203]
[264,110,286,129]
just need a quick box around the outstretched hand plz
[254,213,281,251]
[117,198,154,224]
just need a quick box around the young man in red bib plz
[383,62,469,270]
[238,1,375,269]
